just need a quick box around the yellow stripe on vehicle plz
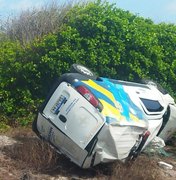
[129,113,139,122]
[101,99,144,124]
[82,79,116,104]
[100,99,122,120]
[129,113,146,126]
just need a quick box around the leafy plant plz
[0,0,175,127]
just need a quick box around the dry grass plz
[2,131,59,172]
[110,156,162,180]
[2,0,74,45]
[1,128,175,179]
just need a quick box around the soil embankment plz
[0,128,176,180]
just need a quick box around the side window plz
[140,98,164,112]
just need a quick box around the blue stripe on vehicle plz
[102,78,144,121]
[73,81,116,107]
[73,78,145,123]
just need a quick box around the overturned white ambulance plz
[32,64,176,168]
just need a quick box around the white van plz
[32,64,176,168]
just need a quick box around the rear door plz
[43,82,105,149]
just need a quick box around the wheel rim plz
[77,65,94,76]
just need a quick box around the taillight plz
[142,130,150,141]
[126,130,150,161]
[76,86,103,112]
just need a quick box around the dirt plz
[0,128,176,180]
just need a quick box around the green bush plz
[0,40,36,125]
[0,1,176,126]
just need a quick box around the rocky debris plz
[158,161,173,170]
[144,136,166,154]
[0,135,18,147]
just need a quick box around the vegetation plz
[0,128,163,180]
[2,1,73,45]
[0,0,176,127]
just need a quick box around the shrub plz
[2,1,73,45]
[0,0,175,126]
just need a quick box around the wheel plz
[70,64,97,79]
[32,118,43,139]
[32,117,38,133]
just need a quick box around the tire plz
[70,64,97,80]
[32,118,43,139]
[32,118,38,133]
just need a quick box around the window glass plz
[140,98,164,112]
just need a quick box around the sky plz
[114,0,176,24]
[0,0,176,24]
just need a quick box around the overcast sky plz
[0,0,176,24]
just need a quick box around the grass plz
[0,128,166,180]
